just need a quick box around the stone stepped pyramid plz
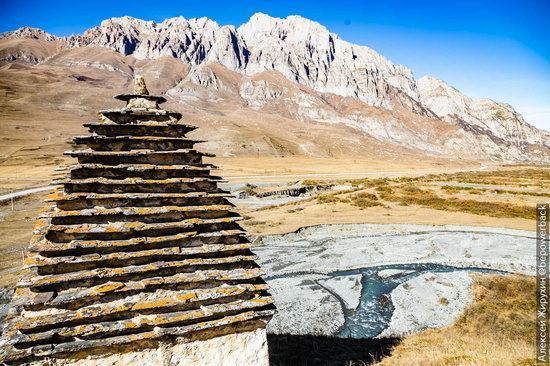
[0,76,274,365]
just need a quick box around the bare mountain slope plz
[417,76,543,147]
[0,13,548,165]
[0,27,66,64]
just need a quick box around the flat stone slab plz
[99,108,180,117]
[25,243,252,268]
[17,284,269,331]
[48,216,242,235]
[65,149,215,158]
[114,93,167,104]
[30,229,246,252]
[43,204,234,218]
[20,254,258,289]
[53,176,222,185]
[67,163,215,171]
[84,122,198,137]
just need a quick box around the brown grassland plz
[374,274,536,366]
[242,166,546,235]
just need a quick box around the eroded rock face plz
[417,76,548,158]
[0,27,58,41]
[239,13,419,109]
[0,78,274,364]
[240,79,284,109]
[65,13,418,111]
[1,13,548,162]
[68,16,248,71]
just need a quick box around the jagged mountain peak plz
[418,76,509,111]
[97,15,223,33]
[417,76,472,114]
[417,75,507,118]
[0,13,547,162]
[239,12,334,41]
[99,16,152,26]
[418,76,463,96]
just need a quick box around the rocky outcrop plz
[186,64,223,89]
[240,79,284,109]
[0,27,58,41]
[417,76,545,146]
[417,76,549,159]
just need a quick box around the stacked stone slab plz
[0,76,274,365]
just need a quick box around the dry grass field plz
[210,156,478,183]
[375,274,536,366]
[0,192,48,287]
[241,166,546,234]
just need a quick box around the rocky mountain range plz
[0,13,548,162]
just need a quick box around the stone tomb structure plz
[0,77,274,365]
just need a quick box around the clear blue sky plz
[2,0,549,131]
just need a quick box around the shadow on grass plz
[268,334,400,366]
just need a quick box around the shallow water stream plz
[329,263,505,338]
[254,224,534,338]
